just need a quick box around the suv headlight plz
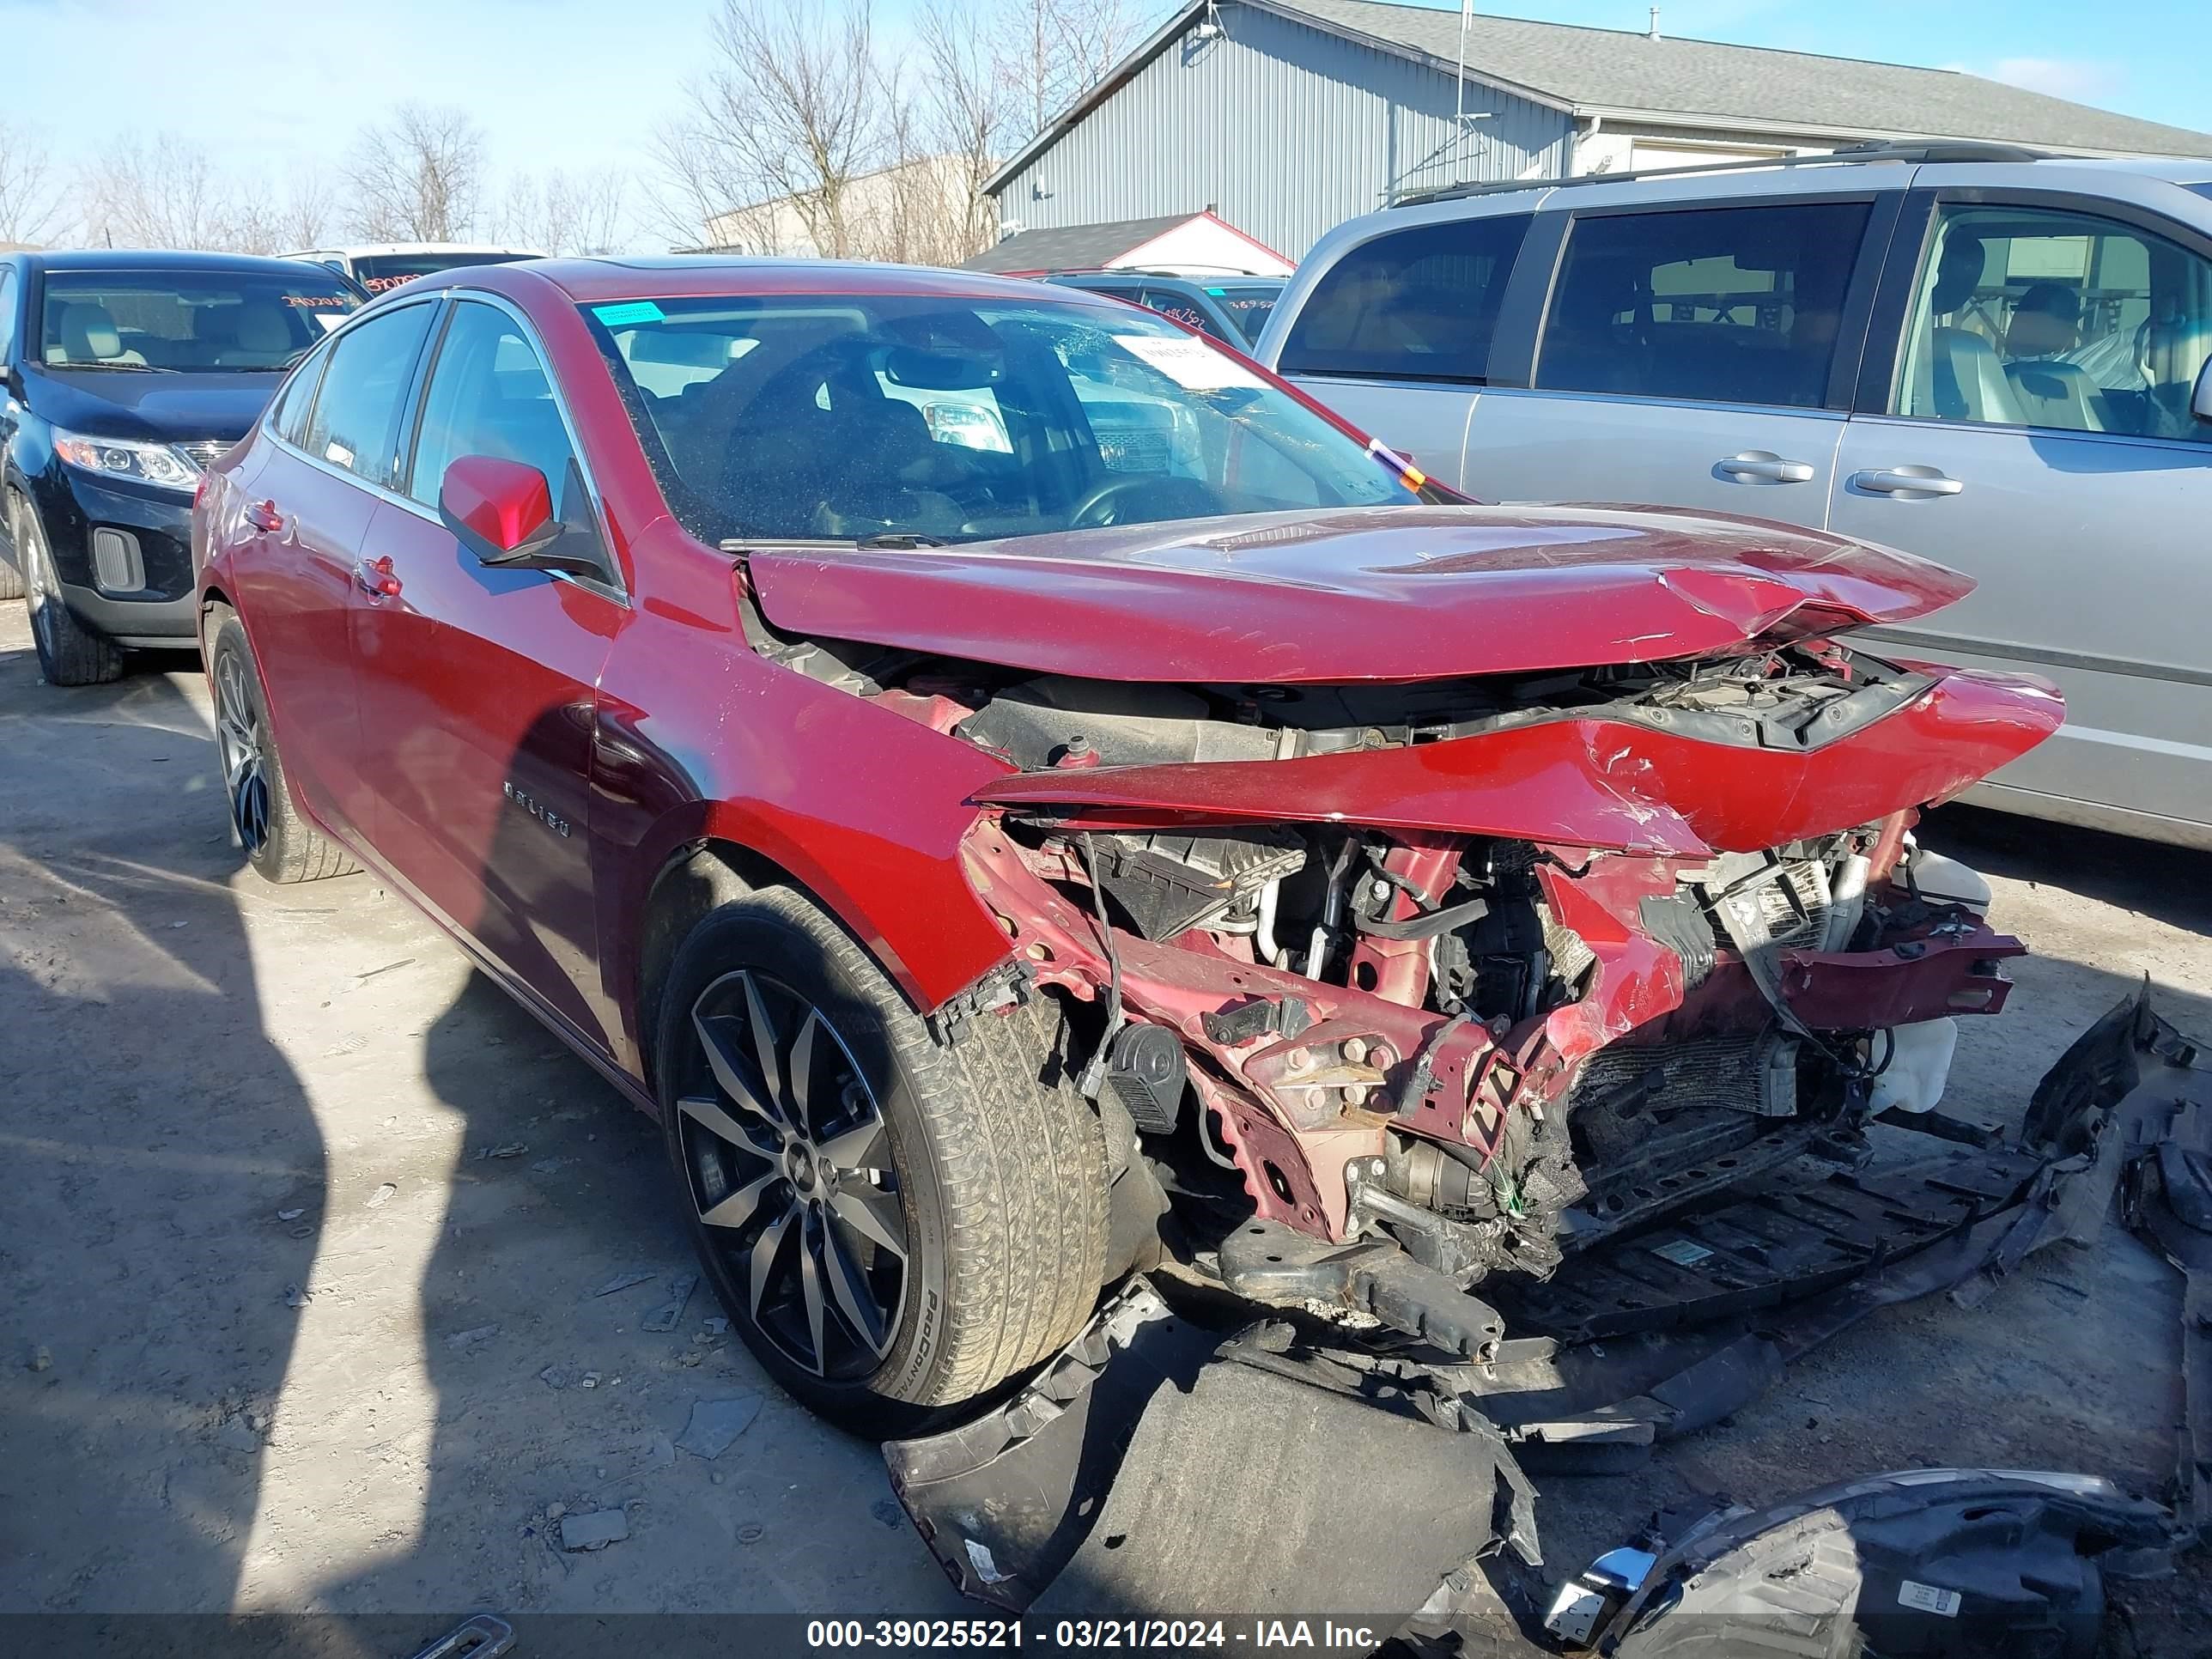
[52,428,199,492]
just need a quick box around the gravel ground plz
[3,608,2209,1651]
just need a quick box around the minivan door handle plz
[245,499,283,533]
[1850,466,1964,497]
[354,555,402,598]
[1713,452,1815,484]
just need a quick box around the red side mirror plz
[439,454,559,566]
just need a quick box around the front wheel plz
[655,887,1109,1435]
[12,493,121,685]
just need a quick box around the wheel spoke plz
[740,972,786,1109]
[677,1091,778,1158]
[828,1186,906,1261]
[692,1007,787,1133]
[797,1210,830,1371]
[787,1007,820,1137]
[747,1203,797,1323]
[819,1210,892,1356]
[818,1115,890,1176]
[698,1166,782,1231]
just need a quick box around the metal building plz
[985,0,2212,261]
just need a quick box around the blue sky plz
[2,0,2204,240]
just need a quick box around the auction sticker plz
[1114,332,1264,390]
[1898,1579,1961,1617]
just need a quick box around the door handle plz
[245,499,283,533]
[1850,466,1964,496]
[1714,452,1815,484]
[354,555,401,598]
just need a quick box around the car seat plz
[46,303,148,367]
[1906,233,2021,424]
[2003,284,2104,432]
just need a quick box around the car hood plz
[743,505,1973,684]
[25,367,282,444]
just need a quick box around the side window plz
[1534,201,1871,409]
[1138,288,1223,338]
[270,343,331,446]
[409,301,582,515]
[0,269,17,365]
[302,303,437,488]
[1277,213,1532,382]
[1896,203,2212,442]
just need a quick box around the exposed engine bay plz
[742,594,2029,1303]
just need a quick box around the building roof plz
[989,0,2212,192]
[961,213,1196,274]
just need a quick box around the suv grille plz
[176,441,231,471]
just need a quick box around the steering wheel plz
[1068,474,1218,529]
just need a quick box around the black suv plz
[0,251,362,684]
[1046,271,1284,346]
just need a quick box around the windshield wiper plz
[854,532,949,548]
[50,361,180,373]
[718,532,952,554]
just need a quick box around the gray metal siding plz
[991,3,1570,261]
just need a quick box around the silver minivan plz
[1255,146,2212,849]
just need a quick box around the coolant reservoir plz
[1907,846,1992,913]
[1869,1018,1959,1115]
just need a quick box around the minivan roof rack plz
[1396,140,2062,209]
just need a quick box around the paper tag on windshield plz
[1115,332,1264,390]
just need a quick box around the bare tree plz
[498,168,629,255]
[79,137,236,249]
[0,121,69,246]
[911,0,1013,260]
[351,103,486,242]
[653,0,884,255]
[996,0,1150,142]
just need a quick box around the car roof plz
[16,248,345,276]
[434,256,1130,311]
[284,243,545,258]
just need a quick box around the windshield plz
[353,252,533,295]
[586,292,1426,546]
[1208,284,1281,343]
[38,271,359,372]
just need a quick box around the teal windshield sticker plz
[592,301,666,327]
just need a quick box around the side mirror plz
[2194,355,2212,424]
[440,454,562,567]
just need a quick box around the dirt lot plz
[4,605,2211,1649]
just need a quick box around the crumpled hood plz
[744,505,1974,684]
[25,366,280,444]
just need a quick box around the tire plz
[204,604,358,884]
[12,492,121,685]
[0,509,23,601]
[654,886,1109,1435]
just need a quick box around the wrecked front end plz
[914,633,2060,1291]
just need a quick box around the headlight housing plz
[52,428,200,492]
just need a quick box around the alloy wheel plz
[19,507,60,663]
[677,969,908,1379]
[213,651,271,854]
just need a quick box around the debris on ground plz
[29,1345,51,1372]
[366,1182,398,1209]
[675,1394,763,1460]
[276,1207,306,1221]
[283,1284,311,1309]
[641,1273,698,1333]
[590,1269,658,1298]
[478,1143,528,1161]
[558,1510,629,1552]
[445,1324,500,1352]
[1564,1469,2175,1656]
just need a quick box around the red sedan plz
[193,258,2061,1430]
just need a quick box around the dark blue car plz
[0,251,362,684]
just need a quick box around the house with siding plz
[985,0,2212,260]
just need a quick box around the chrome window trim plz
[1845,409,2212,458]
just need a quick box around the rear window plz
[1534,202,1870,409]
[1276,215,1531,383]
[37,270,359,373]
[352,252,533,295]
[1207,285,1280,343]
